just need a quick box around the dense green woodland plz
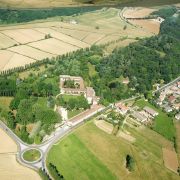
[0,6,102,24]
[97,9,180,101]
[0,7,179,143]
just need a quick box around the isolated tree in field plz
[45,34,51,39]
[126,154,134,171]
[95,26,99,29]
[123,25,127,30]
[177,166,180,176]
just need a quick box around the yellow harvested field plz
[53,27,91,40]
[0,129,40,180]
[8,45,54,60]
[83,33,105,45]
[0,128,17,153]
[129,19,160,34]
[29,38,78,55]
[96,34,120,45]
[2,29,45,44]
[123,8,156,18]
[162,148,179,173]
[0,50,14,70]
[117,130,136,143]
[34,27,90,48]
[0,32,17,49]
[2,52,36,70]
[0,8,159,71]
[95,120,113,134]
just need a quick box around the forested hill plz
[96,8,180,99]
[0,6,102,24]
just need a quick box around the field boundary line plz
[29,28,84,49]
[79,31,93,41]
[50,36,83,49]
[26,44,58,56]
[94,34,107,44]
[0,31,20,45]
[94,34,116,45]
[49,27,91,44]
[7,49,38,61]
[0,50,14,71]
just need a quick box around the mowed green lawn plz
[47,121,179,180]
[68,109,84,119]
[47,133,116,180]
[134,99,175,141]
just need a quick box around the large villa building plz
[60,75,99,105]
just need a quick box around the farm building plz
[60,75,86,95]
[86,87,99,105]
[156,17,165,23]
[116,103,129,115]
[175,113,180,121]
[60,75,99,105]
[132,111,147,123]
[168,95,176,104]
[164,105,173,113]
[143,106,158,117]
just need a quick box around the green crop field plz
[134,99,176,141]
[47,121,178,180]
[47,132,115,180]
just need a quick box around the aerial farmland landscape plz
[0,0,180,180]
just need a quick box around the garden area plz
[134,99,176,141]
[56,94,90,119]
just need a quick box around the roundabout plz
[22,148,42,163]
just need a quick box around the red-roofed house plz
[168,95,176,104]
[116,103,129,115]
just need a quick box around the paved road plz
[153,76,180,94]
[0,104,108,179]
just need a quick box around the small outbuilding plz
[175,113,180,121]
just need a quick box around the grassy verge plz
[38,169,49,180]
[68,109,84,119]
[23,149,41,162]
[134,99,175,141]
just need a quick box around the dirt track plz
[162,148,179,174]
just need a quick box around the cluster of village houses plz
[156,80,180,120]
[58,75,180,123]
[115,102,158,125]
[114,80,180,125]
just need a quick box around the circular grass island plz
[23,149,41,162]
